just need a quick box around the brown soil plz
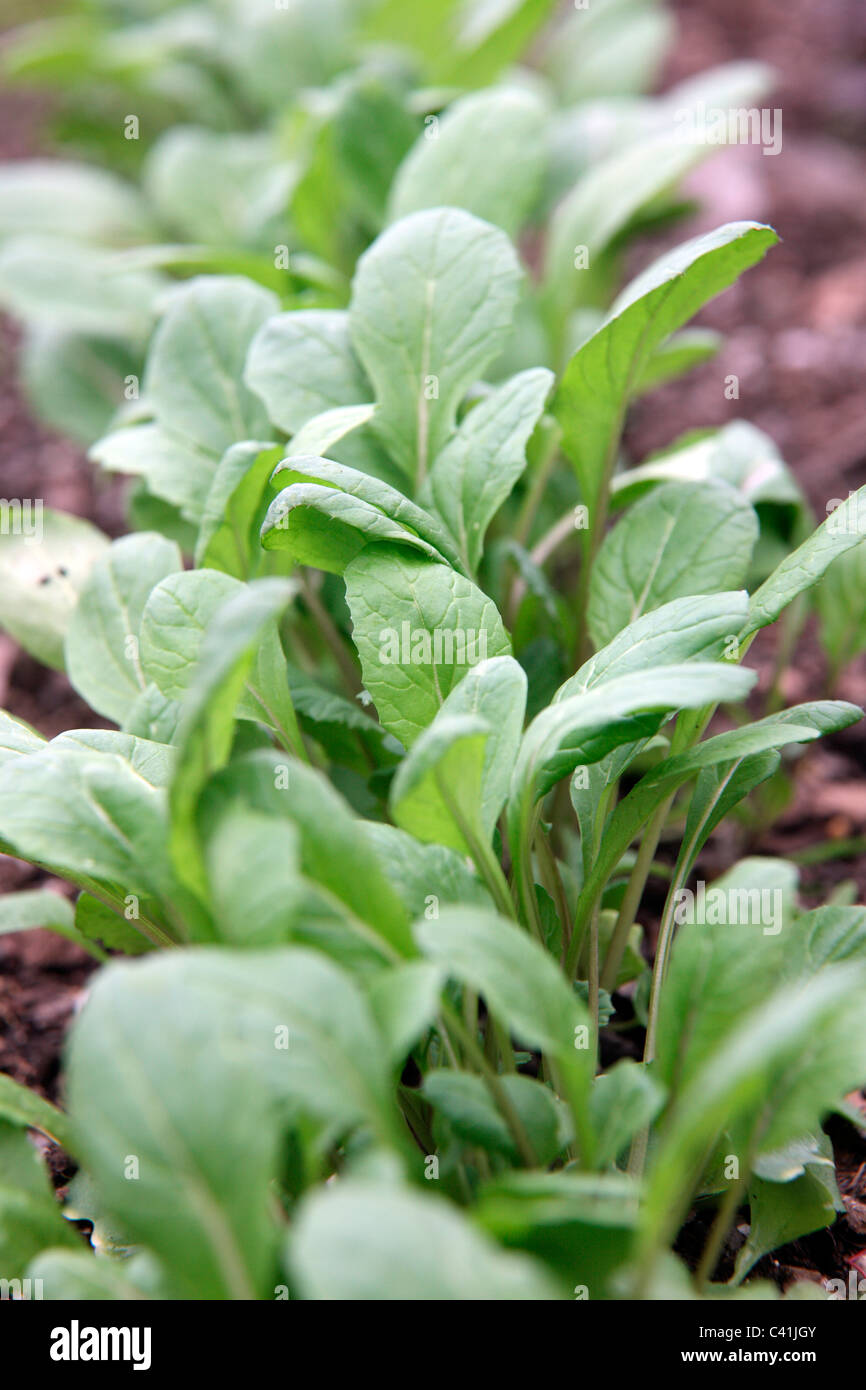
[1,0,866,1294]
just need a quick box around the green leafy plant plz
[0,0,863,1305]
[1,189,865,1299]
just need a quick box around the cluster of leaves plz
[1,0,865,1302]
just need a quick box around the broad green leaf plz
[816,538,866,680]
[0,239,162,340]
[390,713,490,853]
[0,710,45,766]
[140,569,301,752]
[589,1060,664,1169]
[288,1180,558,1299]
[655,921,788,1097]
[349,208,522,486]
[261,482,446,573]
[361,822,492,919]
[746,491,866,637]
[424,1070,563,1165]
[388,87,548,238]
[143,127,292,247]
[90,421,218,527]
[67,948,395,1300]
[435,655,527,834]
[20,326,140,448]
[788,905,866,973]
[0,744,173,902]
[0,1123,80,1279]
[199,752,412,958]
[204,806,302,947]
[0,160,150,244]
[733,1134,842,1282]
[642,964,866,1258]
[414,907,588,1065]
[0,507,108,669]
[587,482,758,648]
[50,728,174,785]
[420,368,554,573]
[168,579,300,898]
[244,309,371,434]
[559,591,750,698]
[75,891,154,957]
[391,653,526,853]
[545,0,673,101]
[140,570,251,703]
[0,1072,74,1149]
[476,1170,639,1295]
[195,441,282,577]
[344,545,511,747]
[554,222,778,517]
[265,452,466,574]
[123,683,182,745]
[145,275,277,458]
[26,1249,148,1301]
[367,960,444,1066]
[610,420,803,513]
[0,888,103,960]
[65,533,182,723]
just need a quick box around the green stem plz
[600,795,672,992]
[442,1004,538,1168]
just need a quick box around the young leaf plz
[261,482,447,573]
[390,712,489,853]
[420,368,554,573]
[0,710,44,765]
[144,276,277,459]
[388,87,548,238]
[424,1070,563,1165]
[264,452,467,574]
[168,578,300,897]
[0,744,173,902]
[65,533,182,723]
[554,222,778,518]
[200,752,412,958]
[288,1180,558,1300]
[195,441,282,578]
[414,906,589,1066]
[0,1123,80,1279]
[642,964,866,1261]
[344,545,511,748]
[0,1072,74,1150]
[66,948,396,1299]
[349,208,523,486]
[244,308,371,434]
[560,590,750,697]
[90,422,218,528]
[745,491,866,637]
[0,888,104,962]
[815,537,866,680]
[733,1135,842,1283]
[587,481,758,648]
